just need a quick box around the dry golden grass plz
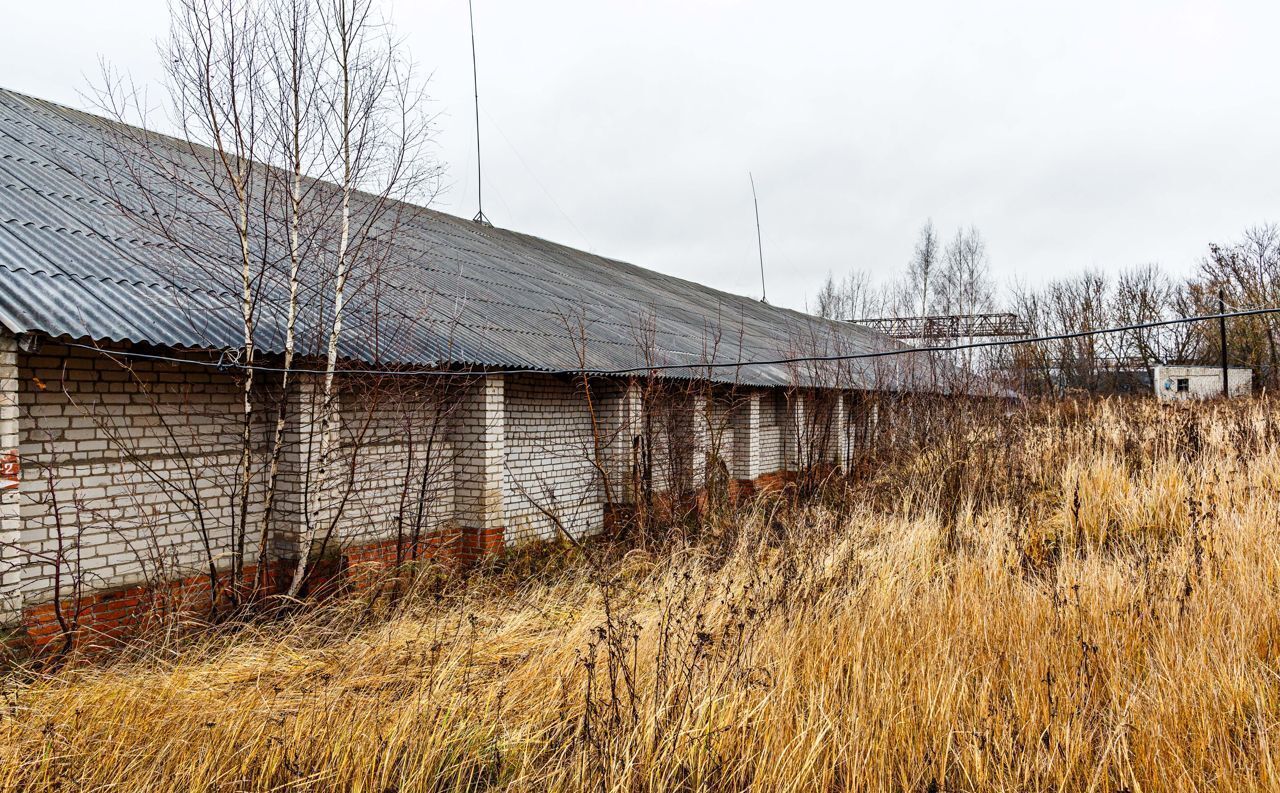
[4,398,1280,791]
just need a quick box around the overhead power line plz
[51,305,1280,380]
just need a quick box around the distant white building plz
[1152,365,1252,401]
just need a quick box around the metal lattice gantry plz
[847,313,1032,340]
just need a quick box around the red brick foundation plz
[14,465,814,655]
[20,565,274,654]
[740,470,797,496]
[601,470,802,537]
[16,526,505,655]
[340,526,504,588]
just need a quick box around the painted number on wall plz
[1,450,17,489]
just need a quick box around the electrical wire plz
[481,107,592,251]
[55,305,1280,379]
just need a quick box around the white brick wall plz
[758,389,787,473]
[705,393,736,479]
[330,380,454,548]
[643,387,698,495]
[799,391,841,468]
[0,336,855,620]
[7,346,463,612]
[594,379,642,505]
[14,343,270,604]
[503,374,602,542]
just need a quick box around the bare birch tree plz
[285,0,435,597]
[902,219,940,317]
[89,0,437,608]
[254,0,322,592]
[114,0,272,597]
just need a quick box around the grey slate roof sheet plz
[0,87,944,390]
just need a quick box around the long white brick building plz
[0,89,961,647]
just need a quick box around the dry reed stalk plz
[2,397,1279,791]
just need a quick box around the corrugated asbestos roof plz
[0,87,955,391]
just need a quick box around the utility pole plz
[1219,288,1229,398]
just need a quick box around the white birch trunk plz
[287,14,354,597]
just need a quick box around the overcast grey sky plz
[4,1,1279,311]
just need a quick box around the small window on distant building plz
[1176,378,1189,393]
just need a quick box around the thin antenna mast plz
[468,0,491,226]
[750,172,767,303]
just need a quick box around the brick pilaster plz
[690,391,709,488]
[0,334,19,622]
[598,379,642,505]
[833,392,849,471]
[732,391,762,481]
[785,391,806,471]
[270,374,335,563]
[449,374,505,557]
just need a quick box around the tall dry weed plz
[2,397,1279,791]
